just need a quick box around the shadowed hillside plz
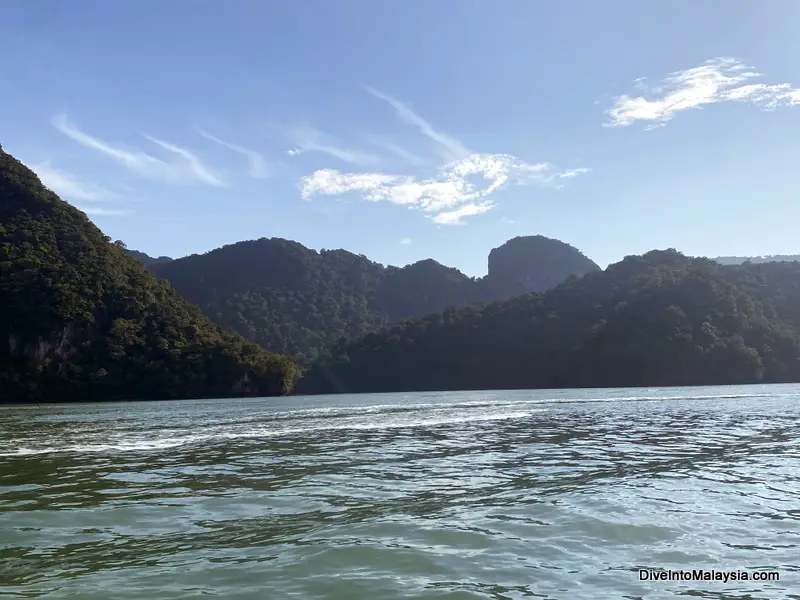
[0,146,298,402]
[144,235,599,359]
[298,250,800,394]
[713,255,800,265]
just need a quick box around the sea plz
[0,385,798,599]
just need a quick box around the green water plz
[1,386,798,599]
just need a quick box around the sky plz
[3,1,800,276]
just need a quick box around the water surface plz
[1,385,799,599]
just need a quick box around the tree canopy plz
[0,147,298,402]
[124,248,173,267]
[713,254,800,265]
[297,250,800,394]
[8,142,800,403]
[146,235,598,360]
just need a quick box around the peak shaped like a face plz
[486,235,599,293]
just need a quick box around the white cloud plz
[556,167,590,179]
[300,152,586,225]
[197,128,272,178]
[606,57,800,128]
[142,135,223,186]
[432,202,495,225]
[78,206,134,217]
[286,126,380,166]
[365,86,470,162]
[53,114,224,186]
[400,237,412,245]
[300,169,404,198]
[33,161,133,216]
[362,135,429,166]
[297,87,585,225]
[33,161,117,201]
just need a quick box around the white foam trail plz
[280,399,537,419]
[0,436,205,457]
[0,409,546,457]
[1,390,789,458]
[271,392,779,423]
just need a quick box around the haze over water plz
[1,386,798,599]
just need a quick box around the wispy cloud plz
[197,128,272,178]
[555,167,590,180]
[78,206,134,217]
[143,135,223,185]
[300,153,586,225]
[33,161,133,216]
[362,135,429,166]
[53,114,224,186]
[33,161,117,201]
[365,86,470,162]
[286,126,380,166]
[606,57,800,128]
[297,87,585,225]
[400,237,413,245]
[432,202,495,225]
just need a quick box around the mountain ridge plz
[125,244,800,283]
[712,255,800,265]
[143,234,600,359]
[6,138,800,401]
[297,249,800,394]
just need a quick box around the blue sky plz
[4,1,800,276]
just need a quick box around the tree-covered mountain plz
[0,146,298,403]
[297,250,800,394]
[713,255,800,265]
[146,235,599,360]
[481,235,598,298]
[124,247,173,267]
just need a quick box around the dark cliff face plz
[483,235,600,295]
[377,260,476,321]
[0,147,298,403]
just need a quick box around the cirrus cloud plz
[286,125,380,166]
[197,128,272,178]
[300,153,587,225]
[32,161,133,217]
[605,57,800,129]
[297,87,587,225]
[364,86,470,163]
[53,114,224,186]
[33,161,118,202]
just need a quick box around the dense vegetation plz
[124,248,173,267]
[297,250,800,394]
[714,254,800,265]
[147,235,599,360]
[8,142,799,402]
[0,146,298,403]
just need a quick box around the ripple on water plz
[0,385,799,599]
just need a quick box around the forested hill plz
[124,248,173,267]
[146,235,599,359]
[0,146,298,402]
[297,250,800,394]
[713,255,800,265]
